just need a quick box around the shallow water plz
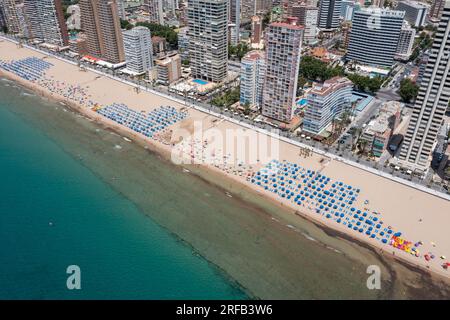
[0,82,246,299]
[1,78,449,299]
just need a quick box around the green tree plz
[347,74,383,94]
[135,22,178,49]
[262,11,271,29]
[298,56,344,82]
[228,43,250,60]
[120,19,133,30]
[243,102,251,115]
[212,87,241,108]
[399,78,419,103]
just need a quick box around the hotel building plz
[2,0,23,35]
[430,0,446,22]
[262,21,303,123]
[177,27,189,60]
[303,77,353,134]
[318,0,341,30]
[22,0,69,47]
[292,4,318,45]
[360,101,402,157]
[240,50,265,109]
[396,1,450,172]
[396,1,429,28]
[187,0,228,83]
[117,0,125,20]
[79,0,125,64]
[395,22,416,61]
[229,0,240,44]
[254,0,272,15]
[155,52,182,84]
[123,26,153,75]
[346,8,404,68]
[143,0,164,25]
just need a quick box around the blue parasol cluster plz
[97,103,188,138]
[251,159,397,244]
[0,57,53,81]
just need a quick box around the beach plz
[1,37,450,288]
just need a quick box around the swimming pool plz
[193,79,209,85]
[297,98,307,106]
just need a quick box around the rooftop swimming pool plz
[296,98,308,106]
[193,79,209,85]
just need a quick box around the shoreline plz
[0,45,449,285]
[2,69,450,298]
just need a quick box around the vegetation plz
[242,102,251,115]
[384,0,395,9]
[298,56,344,82]
[410,31,434,62]
[424,24,438,32]
[262,11,271,29]
[417,31,434,49]
[211,87,240,108]
[346,74,384,94]
[120,19,133,30]
[297,56,384,94]
[399,78,419,103]
[228,43,250,60]
[135,22,178,49]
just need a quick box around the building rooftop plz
[398,0,430,9]
[152,36,166,43]
[242,50,265,61]
[270,21,304,31]
[357,8,405,18]
[310,77,353,96]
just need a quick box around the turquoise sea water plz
[0,81,246,299]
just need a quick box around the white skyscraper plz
[292,4,319,45]
[396,1,429,28]
[262,21,303,123]
[117,0,126,20]
[395,22,416,61]
[187,0,228,83]
[346,8,404,68]
[229,0,240,44]
[143,0,164,25]
[123,26,153,75]
[318,0,341,30]
[396,1,450,172]
[240,50,265,109]
[22,0,69,47]
[2,0,26,36]
[304,77,353,134]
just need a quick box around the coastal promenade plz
[1,35,448,202]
